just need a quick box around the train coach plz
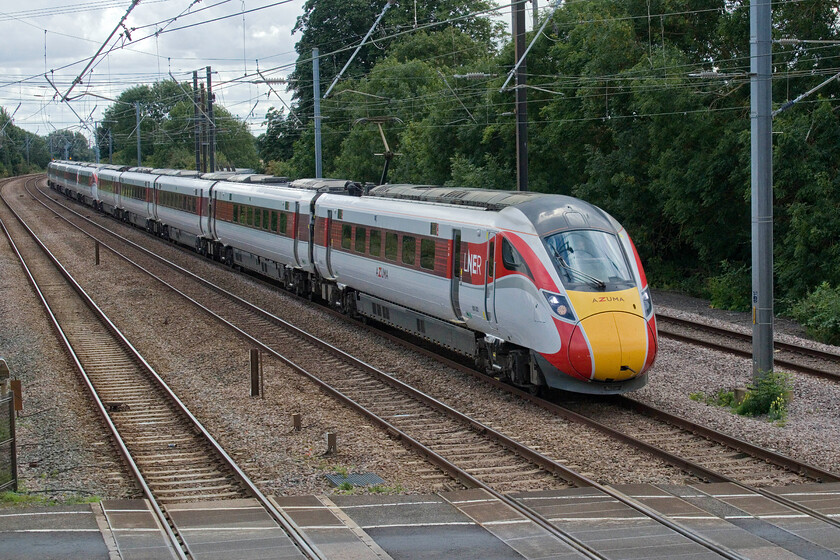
[47,160,657,395]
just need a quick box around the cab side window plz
[502,238,533,279]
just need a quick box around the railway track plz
[0,178,323,560]
[657,313,840,383]
[21,177,759,558]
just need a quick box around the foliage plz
[96,80,258,170]
[0,107,52,175]
[735,371,793,421]
[46,130,95,163]
[789,282,840,345]
[333,482,405,495]
[288,0,500,110]
[707,261,751,312]
[690,389,736,408]
[0,490,100,506]
[689,371,792,424]
[258,108,301,165]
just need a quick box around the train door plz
[207,183,218,240]
[450,229,464,320]
[147,179,154,220]
[292,202,301,267]
[484,234,497,323]
[325,209,336,278]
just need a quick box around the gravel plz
[3,176,838,507]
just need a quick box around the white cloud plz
[1,0,515,146]
[0,0,307,142]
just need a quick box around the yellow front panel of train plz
[568,288,647,381]
[567,288,643,320]
[578,312,648,381]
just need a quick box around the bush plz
[689,372,792,424]
[789,282,840,345]
[736,371,792,420]
[707,260,751,311]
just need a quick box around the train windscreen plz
[543,230,634,292]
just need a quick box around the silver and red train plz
[47,160,658,394]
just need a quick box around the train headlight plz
[543,291,577,322]
[641,286,653,317]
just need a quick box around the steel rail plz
[658,313,840,382]
[29,179,610,559]
[0,183,185,560]
[31,178,749,560]
[361,322,840,530]
[5,178,325,560]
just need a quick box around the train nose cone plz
[568,312,648,381]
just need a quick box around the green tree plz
[0,108,51,175]
[258,108,302,165]
[45,129,94,162]
[288,0,499,116]
[96,80,257,170]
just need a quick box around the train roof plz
[153,168,200,177]
[368,184,618,235]
[367,184,548,211]
[290,178,362,194]
[223,174,290,184]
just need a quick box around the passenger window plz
[254,207,261,228]
[487,240,495,279]
[369,229,381,257]
[420,239,435,270]
[263,209,269,230]
[341,225,352,249]
[385,232,398,260]
[234,205,240,223]
[355,227,366,253]
[402,236,416,265]
[271,211,277,231]
[279,213,287,235]
[247,207,253,226]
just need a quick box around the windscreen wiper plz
[552,247,606,290]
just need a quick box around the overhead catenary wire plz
[4,0,840,148]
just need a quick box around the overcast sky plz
[0,0,521,144]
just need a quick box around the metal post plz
[206,66,216,173]
[10,381,21,414]
[313,48,323,178]
[532,0,539,29]
[513,0,529,191]
[200,84,207,173]
[8,396,16,492]
[135,102,141,167]
[750,0,774,378]
[108,130,113,164]
[193,71,201,173]
[250,349,261,397]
